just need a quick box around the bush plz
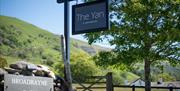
[71,59,101,82]
[0,57,8,68]
[17,51,27,59]
[53,45,61,51]
[157,73,176,81]
[46,59,54,66]
[0,25,21,48]
[53,51,102,82]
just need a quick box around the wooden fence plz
[75,72,180,91]
[73,72,113,91]
[113,85,180,91]
[1,72,180,91]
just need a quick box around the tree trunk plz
[145,59,151,91]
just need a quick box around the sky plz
[0,0,112,48]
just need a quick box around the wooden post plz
[169,87,173,91]
[60,35,72,91]
[60,35,68,91]
[61,35,66,69]
[132,85,135,91]
[106,72,113,91]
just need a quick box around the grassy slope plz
[0,15,88,64]
[0,15,111,64]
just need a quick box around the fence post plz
[132,85,135,91]
[106,72,113,91]
[169,87,173,91]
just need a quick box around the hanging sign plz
[72,0,109,35]
[4,74,54,91]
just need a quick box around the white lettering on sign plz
[83,20,98,24]
[91,11,105,19]
[76,11,105,22]
[77,14,90,21]
[11,78,47,86]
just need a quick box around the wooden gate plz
[73,72,113,91]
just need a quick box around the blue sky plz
[0,0,112,48]
[1,0,65,34]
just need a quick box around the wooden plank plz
[82,82,106,84]
[113,85,180,89]
[83,77,105,91]
[88,76,106,79]
[76,87,106,89]
[73,74,107,91]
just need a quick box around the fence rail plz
[113,85,180,91]
[75,73,180,91]
[76,86,106,89]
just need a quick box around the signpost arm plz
[64,0,73,91]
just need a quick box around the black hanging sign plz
[72,0,109,35]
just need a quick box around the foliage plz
[157,73,176,81]
[70,52,102,82]
[54,51,102,82]
[0,56,8,68]
[131,61,180,81]
[0,25,22,48]
[109,68,139,85]
[86,0,180,64]
[53,61,64,77]
[71,59,101,82]
[93,51,134,70]
[151,61,180,81]
[85,0,180,91]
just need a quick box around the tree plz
[53,51,101,82]
[85,0,180,91]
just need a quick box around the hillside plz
[71,38,110,55]
[0,15,141,84]
[134,62,180,81]
[0,15,107,65]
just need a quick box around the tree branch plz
[152,16,161,27]
[156,41,173,55]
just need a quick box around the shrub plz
[157,73,176,81]
[0,57,8,68]
[53,51,102,82]
[71,59,101,82]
